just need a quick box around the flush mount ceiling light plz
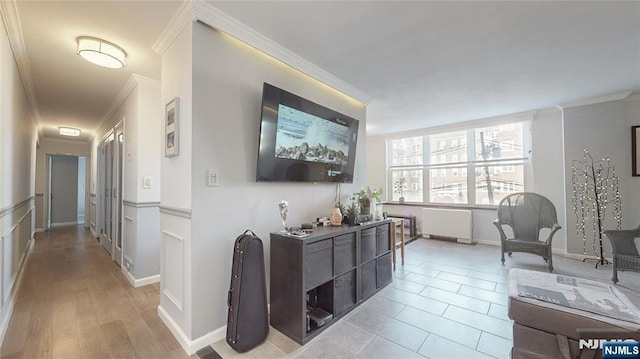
[76,36,126,69]
[59,127,81,137]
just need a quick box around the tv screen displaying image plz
[275,104,350,166]
[256,83,359,183]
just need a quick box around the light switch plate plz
[206,169,219,187]
[143,177,152,189]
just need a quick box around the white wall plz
[531,108,567,251]
[158,20,367,351]
[158,21,194,343]
[0,10,37,343]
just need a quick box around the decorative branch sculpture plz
[571,150,622,268]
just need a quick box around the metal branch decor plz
[571,149,622,268]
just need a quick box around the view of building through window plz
[387,122,527,205]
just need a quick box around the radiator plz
[422,208,474,244]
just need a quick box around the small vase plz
[330,207,343,226]
[374,203,383,221]
[399,197,405,204]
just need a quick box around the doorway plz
[47,154,87,228]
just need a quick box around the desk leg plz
[400,223,405,265]
[391,224,396,270]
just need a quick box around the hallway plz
[0,226,190,358]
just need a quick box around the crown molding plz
[152,1,197,56]
[153,1,371,104]
[557,91,633,110]
[0,0,43,136]
[624,92,640,102]
[93,73,160,137]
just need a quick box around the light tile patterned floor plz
[212,237,640,359]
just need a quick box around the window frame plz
[386,119,531,208]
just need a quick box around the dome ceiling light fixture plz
[76,36,126,69]
[59,127,81,137]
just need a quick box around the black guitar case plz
[226,230,269,353]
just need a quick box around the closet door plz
[112,124,124,266]
[100,133,114,255]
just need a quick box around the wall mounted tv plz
[256,83,359,183]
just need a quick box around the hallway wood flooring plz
[0,226,192,359]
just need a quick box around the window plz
[499,123,514,131]
[502,140,515,152]
[387,121,528,206]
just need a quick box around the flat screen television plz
[256,83,359,183]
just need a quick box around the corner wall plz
[89,74,162,286]
[562,98,640,257]
[190,22,367,339]
[157,19,367,353]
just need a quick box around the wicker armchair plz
[605,223,640,283]
[493,192,561,272]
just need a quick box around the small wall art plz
[165,97,179,157]
[633,125,639,176]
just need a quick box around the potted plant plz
[394,177,406,203]
[345,198,360,225]
[354,186,383,214]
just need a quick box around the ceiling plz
[10,1,640,142]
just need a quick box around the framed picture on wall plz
[633,125,639,176]
[165,97,179,157]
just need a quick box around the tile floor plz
[211,237,640,359]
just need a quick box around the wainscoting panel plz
[162,230,184,311]
[122,203,160,287]
[123,208,136,271]
[89,193,97,235]
[159,208,192,344]
[0,199,34,343]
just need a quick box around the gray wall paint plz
[563,100,639,257]
[189,22,367,338]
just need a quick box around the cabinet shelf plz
[270,220,392,344]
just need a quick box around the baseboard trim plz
[35,227,44,233]
[157,305,226,355]
[50,221,78,228]
[467,238,568,256]
[122,269,160,288]
[0,238,35,345]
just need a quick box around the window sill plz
[381,202,497,211]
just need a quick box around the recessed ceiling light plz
[76,36,126,69]
[59,127,81,136]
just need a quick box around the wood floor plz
[1,226,192,359]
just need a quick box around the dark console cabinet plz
[270,220,392,344]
